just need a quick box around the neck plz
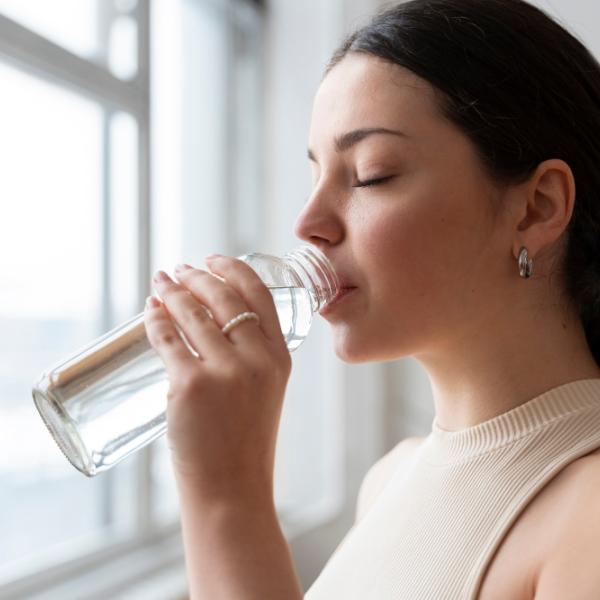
[415,297,600,432]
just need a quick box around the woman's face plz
[293,53,513,363]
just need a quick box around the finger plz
[172,264,266,347]
[201,256,284,344]
[143,295,202,380]
[152,270,233,361]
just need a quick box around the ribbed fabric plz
[305,378,600,600]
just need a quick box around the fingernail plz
[145,295,160,309]
[153,270,171,283]
[174,263,193,272]
[204,254,222,262]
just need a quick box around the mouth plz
[319,286,357,316]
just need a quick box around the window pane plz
[108,14,139,80]
[0,0,100,61]
[0,62,123,576]
[0,0,139,80]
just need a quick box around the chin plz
[331,328,382,363]
[331,326,410,364]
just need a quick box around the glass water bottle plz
[32,245,338,477]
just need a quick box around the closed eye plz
[353,175,395,188]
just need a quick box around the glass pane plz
[0,0,139,80]
[0,62,123,577]
[0,0,100,60]
[108,14,139,80]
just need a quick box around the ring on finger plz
[221,311,260,336]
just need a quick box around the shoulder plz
[355,436,426,524]
[533,447,600,598]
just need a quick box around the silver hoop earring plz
[518,246,534,279]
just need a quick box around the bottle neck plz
[283,246,339,313]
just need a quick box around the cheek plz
[356,198,475,311]
[355,206,410,263]
[356,205,440,289]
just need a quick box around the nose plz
[293,187,344,248]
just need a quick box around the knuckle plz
[248,279,269,299]
[156,331,179,346]
[172,287,190,300]
[248,350,288,382]
[188,306,211,323]
[222,363,242,381]
[212,287,237,306]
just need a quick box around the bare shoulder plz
[355,436,426,524]
[533,446,600,598]
[478,447,600,600]
[542,446,600,532]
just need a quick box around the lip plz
[319,286,357,316]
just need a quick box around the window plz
[0,59,126,570]
[0,0,264,597]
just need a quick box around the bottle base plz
[32,381,96,477]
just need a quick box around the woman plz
[144,0,600,597]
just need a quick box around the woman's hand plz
[143,255,292,504]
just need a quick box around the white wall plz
[528,0,600,61]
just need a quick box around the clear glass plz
[32,246,339,477]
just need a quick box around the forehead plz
[310,54,441,143]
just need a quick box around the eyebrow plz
[307,127,409,162]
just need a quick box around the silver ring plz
[221,311,260,335]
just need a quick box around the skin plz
[294,53,600,430]
[145,261,303,599]
[142,52,600,598]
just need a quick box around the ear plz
[510,159,575,262]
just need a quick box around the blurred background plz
[0,1,598,598]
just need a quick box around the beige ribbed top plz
[305,378,600,600]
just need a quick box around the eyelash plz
[354,175,394,188]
